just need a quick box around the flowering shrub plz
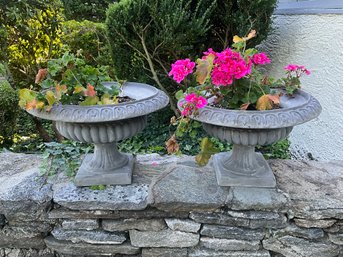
[170,30,310,116]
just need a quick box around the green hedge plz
[106,0,277,94]
[61,0,115,22]
[0,80,18,146]
[61,20,112,68]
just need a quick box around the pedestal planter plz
[183,90,321,188]
[28,82,169,186]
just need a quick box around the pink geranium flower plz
[180,93,208,116]
[195,96,207,108]
[252,52,271,65]
[284,64,311,75]
[169,58,195,83]
[284,64,298,71]
[211,48,251,86]
[185,92,197,103]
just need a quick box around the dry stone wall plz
[0,153,342,257]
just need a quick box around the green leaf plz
[80,96,99,106]
[45,90,56,109]
[175,90,184,100]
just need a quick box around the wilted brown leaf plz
[256,94,280,110]
[245,30,256,41]
[195,54,215,84]
[240,103,250,110]
[170,116,177,125]
[256,94,272,110]
[166,134,180,154]
[268,94,280,105]
[35,68,47,84]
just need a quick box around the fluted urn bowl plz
[28,82,169,186]
[181,89,321,188]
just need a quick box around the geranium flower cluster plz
[179,93,207,116]
[168,31,310,117]
[211,49,252,86]
[284,64,311,75]
[168,58,195,83]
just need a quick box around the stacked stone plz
[0,153,343,257]
[0,153,55,257]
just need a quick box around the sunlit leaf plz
[19,89,36,109]
[195,53,215,84]
[25,99,44,110]
[45,90,56,110]
[55,84,68,99]
[195,137,219,166]
[73,85,85,94]
[233,35,244,43]
[256,94,272,110]
[99,93,116,105]
[84,84,96,97]
[79,96,99,106]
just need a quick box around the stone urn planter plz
[182,89,321,188]
[28,82,169,186]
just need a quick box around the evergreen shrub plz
[62,20,112,67]
[106,0,277,96]
[61,0,115,22]
[0,80,18,146]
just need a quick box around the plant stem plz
[139,33,180,117]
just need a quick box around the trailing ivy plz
[40,141,92,178]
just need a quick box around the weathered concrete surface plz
[149,166,229,212]
[270,160,343,219]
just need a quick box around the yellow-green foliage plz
[0,80,18,146]
[61,20,112,67]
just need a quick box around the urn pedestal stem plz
[75,142,134,187]
[213,145,277,188]
[87,143,129,170]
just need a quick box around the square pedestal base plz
[75,153,134,187]
[213,152,276,188]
